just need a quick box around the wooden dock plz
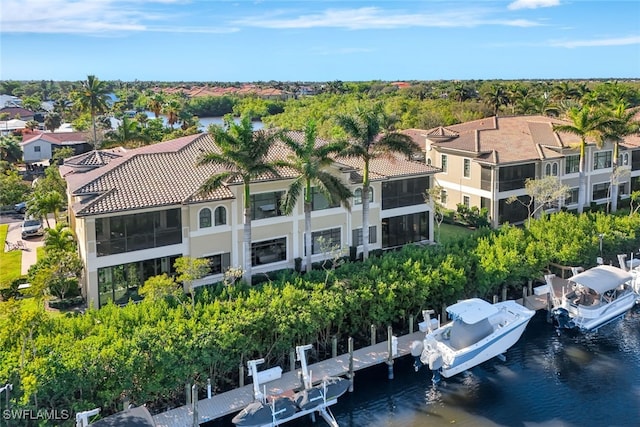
[152,331,425,427]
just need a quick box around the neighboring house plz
[20,131,92,164]
[0,107,35,121]
[62,132,438,308]
[404,115,640,227]
[0,119,27,135]
[0,95,22,108]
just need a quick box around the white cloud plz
[233,7,542,30]
[508,0,561,10]
[550,35,640,48]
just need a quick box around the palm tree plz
[28,190,65,228]
[44,222,76,252]
[147,92,166,118]
[335,106,420,260]
[279,120,352,273]
[553,107,607,214]
[197,115,283,285]
[0,135,23,163]
[601,103,640,212]
[481,83,508,116]
[44,112,62,132]
[72,75,109,149]
[53,97,73,122]
[163,98,182,129]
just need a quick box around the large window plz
[565,155,579,174]
[214,206,226,225]
[592,182,610,200]
[311,228,341,255]
[545,162,559,176]
[480,166,491,191]
[593,151,612,170]
[98,254,179,307]
[632,151,640,171]
[382,212,429,248]
[498,163,535,192]
[203,253,231,275]
[441,154,448,173]
[251,192,285,220]
[498,196,529,224]
[252,237,286,266]
[352,226,377,246]
[463,159,471,178]
[565,188,579,205]
[199,208,212,228]
[310,187,339,211]
[382,177,430,210]
[619,152,629,167]
[95,209,182,257]
[353,188,374,205]
[632,176,640,192]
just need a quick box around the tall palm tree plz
[335,106,420,260]
[163,98,182,129]
[72,75,109,149]
[553,107,607,214]
[28,190,65,228]
[197,115,282,285]
[147,92,166,118]
[279,120,352,273]
[44,222,76,252]
[481,83,508,116]
[601,103,640,212]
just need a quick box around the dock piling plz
[290,349,296,372]
[191,384,198,427]
[185,382,191,406]
[370,324,376,346]
[386,325,395,380]
[207,378,211,399]
[331,336,337,359]
[409,314,414,334]
[239,365,244,388]
[348,336,354,392]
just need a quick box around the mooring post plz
[522,286,527,306]
[546,292,553,323]
[290,349,296,372]
[332,336,337,359]
[502,285,507,302]
[409,314,414,334]
[386,325,394,380]
[191,384,198,427]
[371,324,376,345]
[239,365,244,388]
[493,294,499,304]
[185,382,191,406]
[528,279,533,296]
[207,378,212,399]
[348,336,354,392]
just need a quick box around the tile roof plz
[415,115,588,165]
[21,131,90,146]
[67,130,438,216]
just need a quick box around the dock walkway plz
[153,331,425,427]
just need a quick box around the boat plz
[412,298,535,381]
[551,264,640,332]
[231,345,348,427]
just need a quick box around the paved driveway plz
[4,218,49,275]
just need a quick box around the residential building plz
[20,131,92,164]
[61,132,438,308]
[404,115,640,227]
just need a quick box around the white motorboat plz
[551,264,640,332]
[413,298,535,381]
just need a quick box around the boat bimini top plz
[569,265,633,295]
[446,298,500,324]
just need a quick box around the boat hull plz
[554,292,637,332]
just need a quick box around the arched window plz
[545,163,551,176]
[552,162,558,176]
[214,206,226,226]
[620,152,629,166]
[354,188,374,205]
[199,208,212,228]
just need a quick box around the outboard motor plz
[552,307,575,330]
[411,340,424,372]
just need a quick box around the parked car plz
[14,201,26,214]
[21,218,44,239]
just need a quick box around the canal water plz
[217,307,640,427]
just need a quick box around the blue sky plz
[1,0,639,82]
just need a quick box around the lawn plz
[436,222,476,244]
[0,224,22,286]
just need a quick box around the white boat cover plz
[446,298,499,324]
[569,265,633,294]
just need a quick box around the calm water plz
[215,307,640,427]
[140,112,264,131]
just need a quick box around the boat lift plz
[245,344,339,427]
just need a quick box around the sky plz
[1,0,639,82]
